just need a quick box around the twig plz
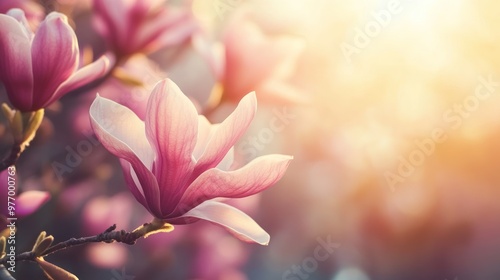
[0,220,170,265]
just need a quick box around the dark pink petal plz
[173,154,292,216]
[89,95,161,216]
[31,12,78,110]
[192,92,256,177]
[17,190,50,217]
[46,53,113,107]
[145,79,198,215]
[0,12,33,111]
[92,0,129,51]
[179,200,270,245]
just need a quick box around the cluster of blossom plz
[0,0,305,278]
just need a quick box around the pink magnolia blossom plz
[195,13,306,105]
[0,0,44,29]
[0,169,50,220]
[89,79,292,245]
[0,9,112,112]
[92,0,199,57]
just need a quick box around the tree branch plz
[0,220,172,265]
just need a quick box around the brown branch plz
[0,220,171,265]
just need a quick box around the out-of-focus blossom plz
[195,12,305,105]
[193,226,249,280]
[0,9,112,112]
[82,192,135,235]
[89,79,292,245]
[96,54,166,120]
[82,193,136,268]
[92,0,199,57]
[0,169,50,219]
[0,0,44,29]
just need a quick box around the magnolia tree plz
[0,0,304,279]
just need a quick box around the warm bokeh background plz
[2,0,500,279]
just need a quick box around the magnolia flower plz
[0,0,44,29]
[92,0,198,56]
[195,12,306,105]
[0,169,50,220]
[89,79,292,245]
[0,9,112,112]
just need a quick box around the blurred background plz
[2,0,500,279]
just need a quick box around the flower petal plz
[92,0,130,51]
[31,12,78,109]
[47,53,114,107]
[137,8,197,54]
[192,34,225,80]
[120,160,149,211]
[16,190,50,217]
[145,79,198,214]
[7,8,34,39]
[89,95,161,216]
[0,12,33,111]
[193,115,215,160]
[173,154,292,216]
[179,200,270,245]
[192,92,256,177]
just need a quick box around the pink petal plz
[173,154,292,216]
[193,115,215,160]
[89,95,161,216]
[16,190,50,217]
[92,0,129,51]
[148,9,199,51]
[31,12,78,109]
[192,92,257,177]
[222,17,304,103]
[217,147,235,171]
[180,200,270,245]
[47,53,114,107]
[0,2,44,28]
[0,12,33,111]
[136,8,197,53]
[145,79,198,215]
[223,20,275,97]
[7,8,34,39]
[192,34,225,80]
[120,160,149,210]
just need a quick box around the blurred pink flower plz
[0,0,44,29]
[82,193,136,235]
[96,54,166,120]
[92,0,198,57]
[0,9,112,112]
[0,169,50,219]
[89,79,292,245]
[195,13,306,105]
